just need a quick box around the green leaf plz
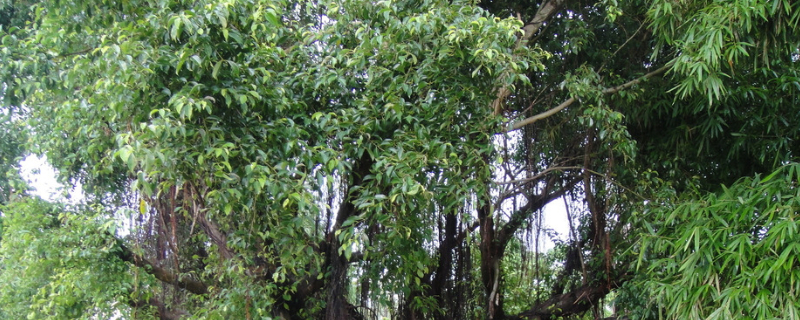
[212,60,222,79]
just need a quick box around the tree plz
[1,0,799,319]
[0,109,27,207]
[0,198,139,319]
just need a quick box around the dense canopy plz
[1,0,799,319]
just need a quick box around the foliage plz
[627,0,800,191]
[0,109,27,206]
[0,198,140,319]
[638,164,800,319]
[0,0,799,319]
[501,241,567,315]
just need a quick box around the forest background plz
[1,0,800,319]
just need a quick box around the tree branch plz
[324,152,374,320]
[601,63,673,94]
[520,0,566,45]
[508,63,673,131]
[496,176,582,246]
[57,47,94,58]
[510,273,631,320]
[455,220,480,244]
[509,97,575,131]
[115,240,209,295]
[196,213,235,260]
[495,166,583,185]
[186,182,236,261]
[492,0,566,115]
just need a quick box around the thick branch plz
[197,213,235,260]
[492,0,566,115]
[325,152,374,320]
[508,63,673,131]
[185,182,235,261]
[496,176,582,246]
[511,278,625,319]
[116,240,208,295]
[520,0,565,44]
[509,97,575,131]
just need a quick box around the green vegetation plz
[1,0,798,319]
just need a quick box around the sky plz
[19,155,85,203]
[19,155,63,202]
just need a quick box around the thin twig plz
[508,62,674,131]
[496,166,584,185]
[57,47,94,58]
[598,22,646,73]
[519,85,552,116]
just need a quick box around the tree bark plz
[510,274,629,320]
[324,153,373,320]
[492,0,566,115]
[116,239,208,295]
[478,202,504,320]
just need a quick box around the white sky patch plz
[543,198,569,241]
[19,154,84,203]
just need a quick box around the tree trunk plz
[478,203,504,320]
[324,153,373,320]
